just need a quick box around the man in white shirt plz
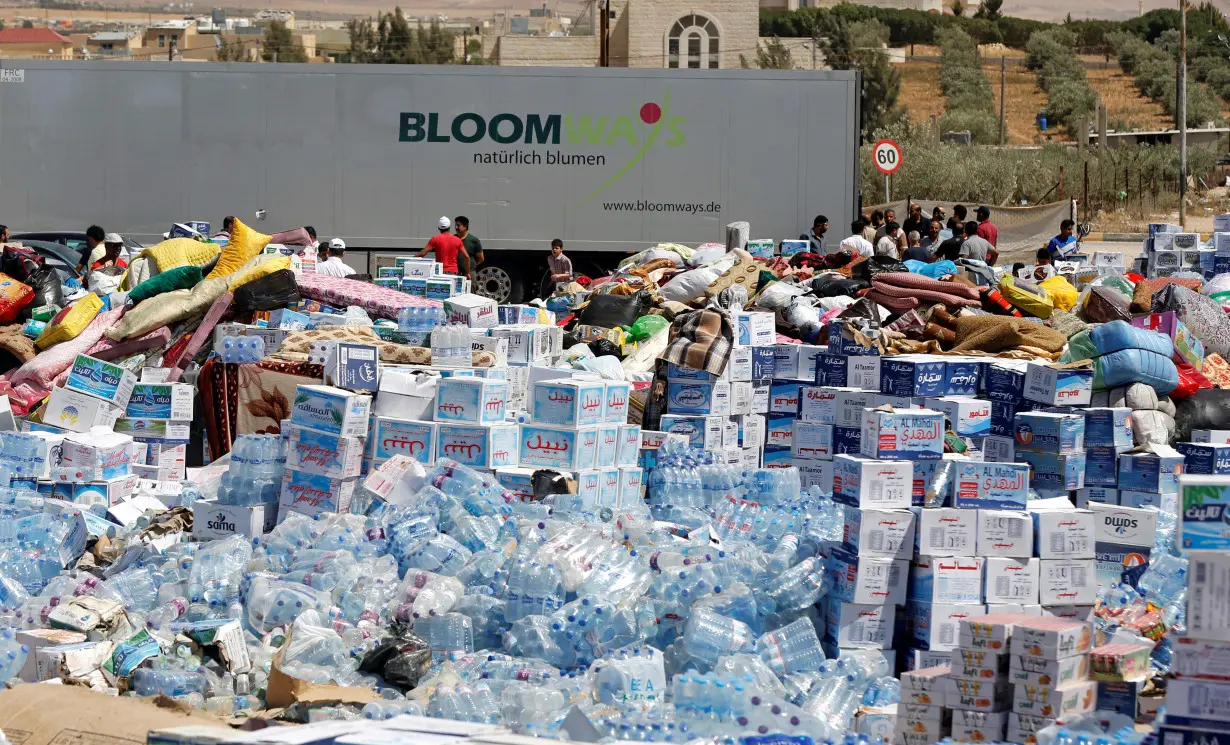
[316,238,356,277]
[875,221,902,260]
[839,219,874,258]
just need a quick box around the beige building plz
[0,27,74,59]
[493,0,761,68]
[86,31,143,58]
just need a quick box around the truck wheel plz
[473,260,525,304]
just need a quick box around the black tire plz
[473,258,526,304]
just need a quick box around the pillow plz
[1130,277,1202,314]
[127,265,204,305]
[229,255,291,291]
[206,218,270,279]
[35,293,103,350]
[140,238,221,275]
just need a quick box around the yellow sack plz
[229,255,291,291]
[1039,275,1078,313]
[139,237,221,275]
[36,293,103,350]
[206,218,271,279]
[998,275,1054,319]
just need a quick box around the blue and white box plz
[437,423,519,469]
[1178,475,1230,550]
[990,401,1017,437]
[780,240,809,258]
[290,385,372,438]
[1013,412,1084,453]
[1118,447,1184,493]
[766,413,794,449]
[769,381,805,415]
[494,466,539,502]
[954,462,1030,509]
[665,362,722,382]
[667,380,731,416]
[603,381,631,424]
[617,424,640,467]
[370,416,436,465]
[1023,363,1093,406]
[1084,446,1120,487]
[800,386,843,424]
[944,358,982,397]
[792,422,833,460]
[735,312,775,347]
[910,556,985,605]
[518,423,596,470]
[832,454,912,508]
[847,356,881,391]
[659,414,723,450]
[985,361,1028,403]
[861,408,944,461]
[1085,408,1134,451]
[1018,451,1087,490]
[279,469,356,519]
[828,320,880,356]
[826,545,909,605]
[763,445,793,469]
[267,308,311,331]
[1090,502,1157,587]
[282,423,364,480]
[124,383,193,421]
[1076,486,1118,508]
[843,507,916,559]
[1176,442,1230,475]
[66,354,139,409]
[873,394,921,411]
[618,466,644,505]
[597,467,620,507]
[834,426,862,455]
[926,397,991,437]
[814,353,849,387]
[530,379,606,427]
[595,425,620,469]
[435,377,508,424]
[773,344,803,380]
[880,357,946,398]
[750,347,775,380]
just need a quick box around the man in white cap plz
[316,238,356,277]
[89,232,128,271]
[415,216,469,276]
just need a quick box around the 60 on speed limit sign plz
[873,139,903,175]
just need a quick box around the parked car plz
[11,232,144,268]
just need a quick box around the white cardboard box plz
[1038,558,1097,605]
[984,557,1040,605]
[977,510,1034,558]
[915,508,978,556]
[842,507,916,559]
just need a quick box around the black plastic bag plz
[358,625,431,691]
[23,266,62,318]
[809,275,867,298]
[1174,388,1230,443]
[588,338,621,357]
[576,291,650,329]
[232,270,300,314]
[851,256,908,282]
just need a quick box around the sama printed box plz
[518,423,597,470]
[124,383,193,421]
[530,379,606,426]
[66,354,138,409]
[1177,442,1230,475]
[435,377,508,425]
[289,385,371,438]
[1117,447,1184,493]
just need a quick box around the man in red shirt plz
[416,216,470,275]
[976,206,998,247]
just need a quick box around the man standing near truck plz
[454,216,483,278]
[417,216,469,276]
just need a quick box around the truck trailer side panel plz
[0,61,859,252]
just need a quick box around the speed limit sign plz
[873,139,903,175]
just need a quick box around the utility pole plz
[1179,0,1188,229]
[998,55,1006,146]
[168,35,176,61]
[599,0,608,66]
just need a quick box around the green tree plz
[950,0,965,18]
[346,8,455,64]
[214,38,248,61]
[21,20,33,28]
[262,20,307,62]
[817,16,903,137]
[741,36,797,69]
[974,0,1003,21]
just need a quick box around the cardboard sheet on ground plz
[0,685,227,745]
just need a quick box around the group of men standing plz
[801,203,1000,265]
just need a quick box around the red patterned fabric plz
[874,271,982,301]
[871,277,980,309]
[296,273,441,320]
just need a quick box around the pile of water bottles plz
[217,434,286,507]
[219,336,267,364]
[397,306,445,333]
[0,434,1187,743]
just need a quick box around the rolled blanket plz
[951,315,1069,354]
[866,290,918,313]
[870,277,980,308]
[874,271,982,301]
